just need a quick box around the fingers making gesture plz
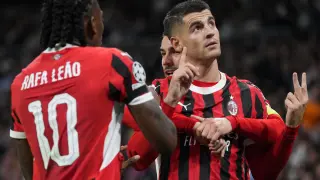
[285,72,309,127]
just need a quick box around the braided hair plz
[40,0,92,50]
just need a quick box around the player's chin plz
[205,49,221,60]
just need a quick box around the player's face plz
[86,0,104,46]
[174,9,221,61]
[160,36,180,77]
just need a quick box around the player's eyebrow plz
[189,20,202,29]
[208,16,215,22]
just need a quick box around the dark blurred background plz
[0,0,319,179]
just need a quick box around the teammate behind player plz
[10,0,177,180]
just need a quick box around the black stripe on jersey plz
[108,83,121,102]
[111,54,148,103]
[200,94,214,180]
[236,81,252,180]
[237,81,252,118]
[154,80,161,95]
[179,90,194,180]
[221,79,231,180]
[255,94,263,118]
[159,155,171,180]
[235,137,244,180]
[12,110,21,124]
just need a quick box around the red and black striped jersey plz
[10,45,151,180]
[153,72,277,180]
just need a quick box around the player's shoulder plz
[11,55,44,92]
[84,47,132,60]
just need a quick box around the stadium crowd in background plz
[0,0,319,179]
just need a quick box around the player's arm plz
[14,139,33,180]
[126,131,159,170]
[110,50,177,154]
[123,86,160,131]
[246,73,308,179]
[10,109,33,180]
[246,126,299,180]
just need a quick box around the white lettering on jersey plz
[21,61,81,90]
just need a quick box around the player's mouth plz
[205,41,218,48]
[164,68,177,76]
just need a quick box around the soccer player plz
[126,1,308,180]
[9,0,178,180]
[125,35,308,180]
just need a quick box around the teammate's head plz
[160,36,180,77]
[40,0,104,49]
[163,0,221,61]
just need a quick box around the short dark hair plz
[163,0,210,38]
[40,0,92,50]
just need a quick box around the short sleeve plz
[10,86,26,139]
[108,49,153,105]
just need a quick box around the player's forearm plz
[227,114,286,144]
[129,99,177,154]
[127,131,159,170]
[15,139,33,180]
[171,113,198,134]
[161,99,198,134]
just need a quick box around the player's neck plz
[193,59,220,83]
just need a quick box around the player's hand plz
[209,139,227,158]
[285,72,309,128]
[164,47,200,107]
[120,145,140,173]
[192,115,232,142]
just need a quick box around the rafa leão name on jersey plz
[21,61,81,90]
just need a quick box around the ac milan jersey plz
[10,44,152,180]
[153,72,269,180]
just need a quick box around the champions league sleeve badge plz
[132,61,146,83]
[227,95,238,116]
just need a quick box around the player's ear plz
[170,36,183,53]
[83,16,94,40]
[90,16,98,35]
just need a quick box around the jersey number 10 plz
[28,93,79,169]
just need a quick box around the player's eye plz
[193,25,202,32]
[160,52,166,57]
[209,20,215,27]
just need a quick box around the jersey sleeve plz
[10,84,26,139]
[108,49,153,105]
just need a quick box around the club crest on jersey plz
[132,61,146,83]
[227,95,238,116]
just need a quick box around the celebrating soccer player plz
[124,1,309,180]
[9,0,178,180]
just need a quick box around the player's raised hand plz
[285,72,309,128]
[164,47,200,107]
[191,115,232,142]
[120,145,140,174]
